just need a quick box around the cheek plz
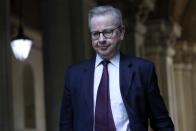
[92,41,98,48]
[110,39,118,46]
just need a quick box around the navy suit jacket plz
[60,54,174,131]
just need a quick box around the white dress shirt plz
[93,53,130,131]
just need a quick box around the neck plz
[98,52,119,60]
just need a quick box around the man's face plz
[89,14,125,60]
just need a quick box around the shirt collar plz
[95,53,120,68]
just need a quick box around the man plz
[60,6,174,131]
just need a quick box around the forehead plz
[90,14,116,31]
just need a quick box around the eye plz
[91,32,99,37]
[103,30,113,37]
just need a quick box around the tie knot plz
[102,60,110,67]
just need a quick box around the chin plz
[98,49,111,55]
[99,53,114,60]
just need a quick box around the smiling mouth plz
[99,46,109,50]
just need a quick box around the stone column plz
[69,0,88,62]
[82,0,96,59]
[134,0,155,57]
[0,0,14,130]
[41,0,73,131]
[134,22,146,57]
[173,41,195,131]
[144,20,181,126]
[192,44,196,131]
[41,0,87,130]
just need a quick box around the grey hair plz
[88,6,123,29]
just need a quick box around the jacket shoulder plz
[65,58,95,73]
[122,54,154,67]
[131,57,154,66]
[121,55,155,77]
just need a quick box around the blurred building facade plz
[0,0,196,131]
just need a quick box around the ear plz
[120,25,125,40]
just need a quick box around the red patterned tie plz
[95,61,116,131]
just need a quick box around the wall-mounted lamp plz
[11,0,32,61]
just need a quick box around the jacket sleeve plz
[147,64,174,131]
[59,68,73,131]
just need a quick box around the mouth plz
[98,45,109,50]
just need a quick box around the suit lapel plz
[120,54,134,98]
[82,58,95,123]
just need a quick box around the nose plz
[98,33,105,43]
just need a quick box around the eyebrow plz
[91,27,117,32]
[90,26,117,32]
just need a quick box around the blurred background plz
[0,0,196,131]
